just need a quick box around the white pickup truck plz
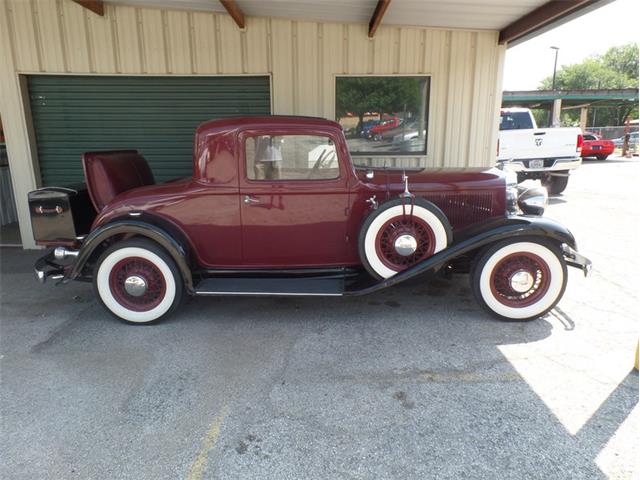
[497,108,583,194]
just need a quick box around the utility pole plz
[550,46,559,90]
[550,46,560,127]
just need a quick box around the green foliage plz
[538,43,639,126]
[335,77,425,120]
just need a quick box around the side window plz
[246,135,339,181]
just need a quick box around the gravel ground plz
[1,155,638,480]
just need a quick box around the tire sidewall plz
[94,240,183,324]
[358,198,452,279]
[473,239,567,321]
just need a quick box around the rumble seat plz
[82,150,155,212]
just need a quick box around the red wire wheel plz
[489,252,551,308]
[374,216,436,272]
[108,256,167,312]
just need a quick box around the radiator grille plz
[423,192,496,230]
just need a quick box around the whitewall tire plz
[94,239,183,324]
[471,240,567,321]
[358,198,452,279]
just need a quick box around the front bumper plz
[562,244,592,277]
[503,157,582,173]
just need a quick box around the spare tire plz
[358,197,452,279]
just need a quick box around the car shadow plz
[581,157,637,165]
[548,196,567,204]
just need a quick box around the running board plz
[194,277,345,297]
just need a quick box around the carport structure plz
[503,88,640,128]
[0,0,613,248]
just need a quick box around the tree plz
[538,43,638,126]
[335,77,424,131]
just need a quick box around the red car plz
[581,132,614,160]
[29,116,590,324]
[368,115,401,140]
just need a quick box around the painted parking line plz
[187,404,229,480]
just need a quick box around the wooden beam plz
[368,0,391,38]
[71,0,104,16]
[220,0,245,29]
[499,0,596,45]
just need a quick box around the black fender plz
[65,217,195,293]
[347,215,578,296]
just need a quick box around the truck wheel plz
[471,239,567,321]
[543,174,569,194]
[359,198,452,279]
[94,239,183,324]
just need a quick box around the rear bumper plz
[503,156,582,173]
[582,147,614,156]
[34,251,66,283]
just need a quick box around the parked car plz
[359,120,380,138]
[497,108,583,194]
[368,116,402,140]
[29,116,590,325]
[581,132,614,160]
[612,131,638,149]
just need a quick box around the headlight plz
[518,186,548,216]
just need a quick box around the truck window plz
[500,112,534,131]
[245,135,339,181]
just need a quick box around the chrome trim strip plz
[194,291,343,297]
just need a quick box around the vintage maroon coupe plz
[29,116,591,324]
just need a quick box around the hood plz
[354,166,506,193]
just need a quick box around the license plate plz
[592,145,601,150]
[529,159,544,169]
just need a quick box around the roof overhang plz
[502,88,639,109]
[102,0,615,44]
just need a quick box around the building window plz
[245,135,339,181]
[335,76,430,156]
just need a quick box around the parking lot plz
[1,156,638,480]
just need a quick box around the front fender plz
[65,219,195,293]
[348,215,579,296]
[453,215,577,249]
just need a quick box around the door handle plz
[243,195,260,205]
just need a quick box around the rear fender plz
[65,217,195,293]
[349,215,578,296]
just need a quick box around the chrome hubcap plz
[394,234,418,256]
[124,275,147,297]
[509,270,534,293]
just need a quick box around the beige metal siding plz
[0,0,505,248]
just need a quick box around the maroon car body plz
[93,117,505,269]
[29,116,591,324]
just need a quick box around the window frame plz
[239,129,345,184]
[334,74,431,157]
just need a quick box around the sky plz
[502,0,639,91]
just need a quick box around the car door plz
[238,130,350,267]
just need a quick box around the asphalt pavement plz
[1,155,638,480]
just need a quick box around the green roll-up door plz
[27,75,271,186]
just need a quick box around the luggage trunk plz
[28,186,96,246]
